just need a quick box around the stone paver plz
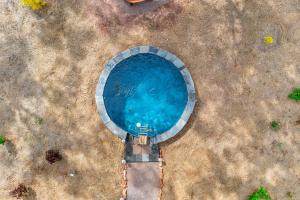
[125,139,159,162]
[127,163,160,200]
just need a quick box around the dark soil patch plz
[10,184,29,199]
[45,149,62,164]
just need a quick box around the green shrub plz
[35,117,43,125]
[270,120,281,131]
[287,191,293,199]
[249,186,271,200]
[288,88,300,101]
[0,135,6,145]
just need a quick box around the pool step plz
[126,153,159,163]
[125,137,160,163]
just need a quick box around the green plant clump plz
[249,186,271,200]
[35,117,43,125]
[0,135,6,145]
[270,120,281,131]
[288,88,300,101]
[21,0,46,10]
[287,191,293,199]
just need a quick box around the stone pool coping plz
[96,46,196,144]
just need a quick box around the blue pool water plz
[103,53,188,137]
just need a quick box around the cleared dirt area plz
[0,0,299,199]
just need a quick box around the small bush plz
[45,149,62,164]
[0,135,5,145]
[21,0,46,10]
[287,191,293,199]
[270,120,281,131]
[248,186,271,200]
[264,36,274,44]
[35,117,43,125]
[288,88,300,101]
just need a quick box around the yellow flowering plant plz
[21,0,46,10]
[263,36,274,45]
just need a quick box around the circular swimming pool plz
[96,46,195,143]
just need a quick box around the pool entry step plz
[125,135,160,162]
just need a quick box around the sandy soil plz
[0,0,299,199]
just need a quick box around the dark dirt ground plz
[0,0,299,199]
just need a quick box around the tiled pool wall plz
[96,46,196,144]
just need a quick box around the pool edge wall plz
[96,45,196,144]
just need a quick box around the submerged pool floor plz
[103,53,188,137]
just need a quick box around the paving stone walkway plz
[124,136,161,199]
[127,163,160,200]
